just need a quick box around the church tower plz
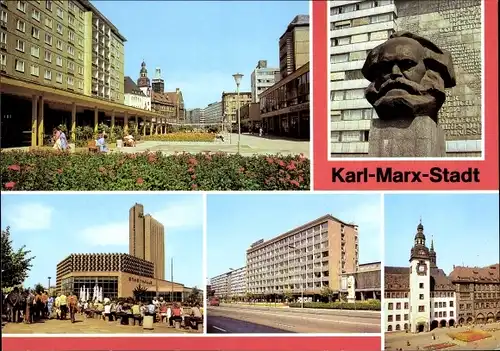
[152,67,165,93]
[137,61,151,97]
[409,220,431,333]
[429,238,437,268]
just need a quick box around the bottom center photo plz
[206,193,383,334]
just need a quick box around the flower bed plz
[447,330,492,342]
[288,300,381,311]
[423,343,456,350]
[1,150,310,191]
[142,132,216,142]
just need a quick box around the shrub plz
[288,300,381,311]
[143,132,216,142]
[1,150,310,191]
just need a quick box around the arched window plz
[396,324,401,331]
[404,323,408,330]
[388,325,393,332]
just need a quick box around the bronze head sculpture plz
[362,31,456,122]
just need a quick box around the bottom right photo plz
[384,192,500,351]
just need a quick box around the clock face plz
[418,265,425,272]
[419,250,425,255]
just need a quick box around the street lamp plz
[288,244,305,308]
[48,276,51,291]
[232,73,243,154]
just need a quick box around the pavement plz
[207,305,381,333]
[2,315,201,334]
[385,322,500,350]
[119,133,310,156]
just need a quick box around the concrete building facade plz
[279,15,309,80]
[221,91,252,125]
[239,102,261,132]
[340,261,381,301]
[210,267,247,299]
[329,0,482,157]
[129,203,165,280]
[250,60,279,103]
[246,215,359,298]
[203,101,223,125]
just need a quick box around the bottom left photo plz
[1,193,204,334]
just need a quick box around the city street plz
[207,305,381,333]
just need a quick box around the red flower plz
[237,167,245,173]
[298,175,304,183]
[4,181,16,189]
[98,166,106,172]
[188,167,195,173]
[290,180,300,187]
[188,158,198,166]
[286,161,296,171]
[266,157,274,164]
[191,174,196,180]
[136,178,144,185]
[191,184,198,190]
[7,164,21,171]
[278,160,285,167]
[57,169,63,174]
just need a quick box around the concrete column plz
[143,118,146,136]
[149,121,154,135]
[71,102,76,142]
[93,107,98,133]
[124,112,129,134]
[111,110,115,132]
[155,124,158,135]
[134,115,139,134]
[37,96,44,146]
[361,292,365,301]
[31,95,38,147]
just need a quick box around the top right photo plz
[328,0,482,159]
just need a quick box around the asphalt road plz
[207,306,381,333]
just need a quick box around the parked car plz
[209,297,220,306]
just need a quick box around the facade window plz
[46,0,52,11]
[404,314,408,320]
[331,53,349,64]
[30,45,40,58]
[68,61,75,71]
[396,314,401,321]
[16,19,25,32]
[44,69,52,80]
[420,283,424,288]
[0,31,6,45]
[77,65,83,75]
[450,301,454,307]
[387,314,393,322]
[418,305,425,312]
[31,27,40,40]
[371,13,393,24]
[388,325,392,332]
[419,294,424,300]
[15,39,25,52]
[45,17,53,28]
[67,45,74,56]
[56,39,63,50]
[331,36,350,46]
[56,72,63,83]
[443,311,447,318]
[67,76,74,86]
[77,37,83,47]
[0,53,6,66]
[30,64,39,76]
[15,59,25,72]
[17,1,26,13]
[44,51,52,63]
[56,6,63,19]
[435,312,438,317]
[396,303,401,310]
[56,55,62,66]
[349,50,368,61]
[32,8,41,21]
[0,10,6,23]
[435,302,438,308]
[78,80,83,89]
[450,311,454,317]
[68,15,75,27]
[56,22,63,34]
[45,33,53,45]
[404,302,409,309]
[344,89,365,100]
[68,31,75,42]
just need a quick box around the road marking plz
[211,307,380,327]
[212,325,227,332]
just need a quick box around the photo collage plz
[0,1,498,351]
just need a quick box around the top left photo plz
[1,0,310,191]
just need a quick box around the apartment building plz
[329,0,482,157]
[279,14,309,80]
[210,267,247,299]
[129,203,165,280]
[250,60,279,103]
[203,101,223,125]
[186,108,204,124]
[246,215,359,298]
[221,91,252,125]
[0,0,125,102]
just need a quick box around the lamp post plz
[232,73,243,154]
[48,276,51,291]
[288,244,304,308]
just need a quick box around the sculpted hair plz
[362,31,456,88]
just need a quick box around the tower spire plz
[430,235,434,251]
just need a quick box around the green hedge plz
[288,300,381,311]
[1,150,310,191]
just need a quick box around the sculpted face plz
[364,36,448,120]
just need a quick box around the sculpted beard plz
[365,69,447,120]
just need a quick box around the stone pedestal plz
[368,115,446,158]
[347,297,356,304]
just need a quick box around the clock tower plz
[409,220,431,333]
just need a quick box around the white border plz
[308,0,315,190]
[202,192,208,334]
[326,0,486,162]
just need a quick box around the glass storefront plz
[61,276,119,300]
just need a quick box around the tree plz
[1,227,36,289]
[34,283,44,294]
[132,284,148,301]
[187,286,201,305]
[283,290,293,302]
[320,286,336,303]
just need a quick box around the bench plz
[88,140,99,153]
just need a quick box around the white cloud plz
[79,197,204,246]
[6,203,54,231]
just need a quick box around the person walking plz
[68,292,78,323]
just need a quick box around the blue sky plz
[385,193,499,274]
[206,194,383,280]
[92,0,309,109]
[1,194,204,289]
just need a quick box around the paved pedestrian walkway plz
[120,133,309,156]
[385,322,500,350]
[2,316,200,334]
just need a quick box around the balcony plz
[0,19,6,28]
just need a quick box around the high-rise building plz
[250,60,279,103]
[329,0,482,157]
[203,101,223,125]
[246,215,359,298]
[129,203,165,280]
[279,15,309,80]
[210,267,247,299]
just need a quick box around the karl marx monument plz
[362,31,456,158]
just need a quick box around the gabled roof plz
[124,76,146,96]
[449,264,500,283]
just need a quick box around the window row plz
[330,0,394,15]
[331,108,374,122]
[14,58,83,88]
[387,313,408,322]
[330,30,394,47]
[14,17,84,47]
[330,13,395,31]
[331,130,370,143]
[331,69,366,82]
[331,88,366,101]
[331,50,370,64]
